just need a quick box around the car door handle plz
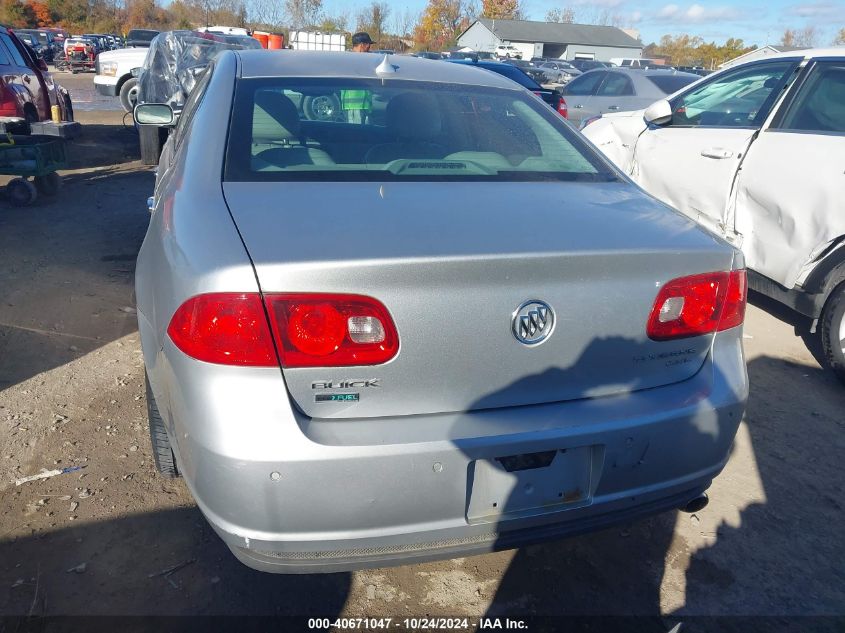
[700,148,734,159]
[608,105,620,110]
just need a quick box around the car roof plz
[579,66,700,79]
[235,50,521,90]
[754,47,844,61]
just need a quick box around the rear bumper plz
[150,325,747,574]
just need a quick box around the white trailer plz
[288,31,346,51]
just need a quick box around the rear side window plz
[0,34,28,67]
[563,71,605,96]
[777,62,845,134]
[225,78,615,183]
[647,74,698,95]
[597,73,634,96]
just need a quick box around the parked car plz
[609,57,660,68]
[495,44,522,59]
[446,58,567,117]
[501,58,548,84]
[94,45,149,111]
[134,49,748,573]
[135,30,261,164]
[676,65,714,77]
[561,68,699,126]
[569,59,611,72]
[14,29,57,62]
[17,38,74,122]
[582,48,845,384]
[125,29,159,48]
[0,26,60,126]
[538,60,582,84]
[413,51,443,60]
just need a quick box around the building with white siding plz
[457,18,643,62]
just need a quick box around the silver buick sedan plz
[134,50,749,573]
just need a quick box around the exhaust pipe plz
[680,492,709,513]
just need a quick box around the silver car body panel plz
[223,180,734,419]
[136,49,748,572]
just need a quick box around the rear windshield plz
[128,29,158,43]
[225,78,615,183]
[647,74,698,94]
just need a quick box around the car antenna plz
[375,54,396,79]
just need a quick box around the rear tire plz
[119,77,139,113]
[6,178,37,206]
[819,282,845,386]
[303,94,342,121]
[139,125,167,165]
[145,373,180,478]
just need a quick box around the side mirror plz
[134,103,175,126]
[643,99,673,126]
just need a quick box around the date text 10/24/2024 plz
[308,618,529,630]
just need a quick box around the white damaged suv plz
[582,48,845,384]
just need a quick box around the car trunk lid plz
[223,181,735,419]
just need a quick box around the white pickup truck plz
[93,47,148,112]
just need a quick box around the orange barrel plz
[253,32,269,48]
[268,33,284,49]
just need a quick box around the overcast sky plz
[322,0,845,48]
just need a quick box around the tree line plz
[0,0,842,59]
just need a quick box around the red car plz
[0,26,72,127]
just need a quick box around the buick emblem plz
[512,300,555,346]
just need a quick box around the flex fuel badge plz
[315,393,360,403]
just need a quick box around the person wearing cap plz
[343,32,375,122]
[351,31,374,52]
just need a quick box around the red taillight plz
[557,96,568,118]
[167,293,277,366]
[0,83,19,117]
[265,294,399,368]
[719,269,747,331]
[647,270,747,341]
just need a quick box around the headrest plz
[386,93,442,140]
[253,91,301,142]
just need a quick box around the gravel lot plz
[0,74,843,629]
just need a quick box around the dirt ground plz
[0,75,843,629]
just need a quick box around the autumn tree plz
[249,0,285,29]
[647,34,755,68]
[834,28,845,46]
[125,0,157,28]
[795,25,817,47]
[481,0,521,20]
[284,0,322,30]
[414,0,471,50]
[25,0,52,25]
[391,8,417,37]
[545,6,574,23]
[0,0,34,26]
[356,1,390,45]
[316,11,349,32]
